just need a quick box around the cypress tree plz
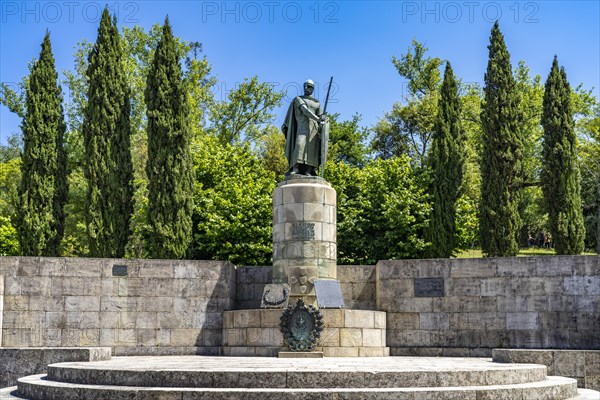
[541,56,585,254]
[428,62,465,258]
[480,21,523,257]
[145,17,195,259]
[17,31,68,256]
[82,8,133,257]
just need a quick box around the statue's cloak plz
[282,95,328,171]
[283,98,298,170]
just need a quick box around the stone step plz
[567,389,600,400]
[45,356,546,388]
[0,387,25,399]
[16,374,579,400]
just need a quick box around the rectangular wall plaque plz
[314,279,345,308]
[292,222,315,240]
[112,264,128,277]
[414,278,444,297]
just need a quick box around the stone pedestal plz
[223,309,389,357]
[272,176,336,304]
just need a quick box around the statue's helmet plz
[304,79,315,88]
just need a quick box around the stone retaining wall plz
[377,256,600,354]
[493,349,600,390]
[0,257,236,355]
[0,347,111,388]
[3,256,598,357]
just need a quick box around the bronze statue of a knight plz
[281,79,330,177]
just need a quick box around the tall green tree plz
[82,8,133,257]
[208,76,284,145]
[145,17,195,259]
[192,135,275,265]
[480,21,523,257]
[541,56,585,254]
[372,40,442,166]
[16,32,68,256]
[428,62,465,258]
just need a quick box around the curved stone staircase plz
[2,356,598,399]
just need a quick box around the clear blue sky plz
[1,1,599,145]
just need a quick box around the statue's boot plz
[290,164,300,175]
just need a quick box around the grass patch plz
[456,247,597,258]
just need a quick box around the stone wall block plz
[283,184,324,204]
[0,256,19,274]
[445,278,481,297]
[319,328,340,347]
[362,328,383,347]
[387,313,420,331]
[4,276,23,296]
[554,351,586,377]
[224,328,247,346]
[498,258,536,276]
[572,256,600,275]
[138,261,176,278]
[16,257,41,277]
[170,329,201,346]
[450,262,497,278]
[63,258,102,277]
[259,310,280,327]
[247,327,283,347]
[506,312,539,330]
[340,328,362,347]
[374,312,386,329]
[586,352,600,374]
[4,295,30,311]
[345,310,374,328]
[320,309,344,328]
[303,202,324,222]
[64,296,100,312]
[536,256,575,276]
[420,313,450,330]
[21,277,52,297]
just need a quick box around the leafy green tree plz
[15,32,68,256]
[0,82,26,118]
[541,56,585,254]
[328,113,369,167]
[82,8,133,257]
[0,158,21,255]
[428,62,465,258]
[209,76,284,145]
[145,17,195,259]
[512,62,545,246]
[186,43,217,138]
[480,22,523,257]
[326,157,430,264]
[578,107,599,252]
[193,135,275,265]
[372,40,442,166]
[257,125,288,179]
[456,84,483,250]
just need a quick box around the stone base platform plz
[222,309,389,357]
[493,349,600,391]
[0,347,112,389]
[7,356,599,399]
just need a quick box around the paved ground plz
[49,356,543,372]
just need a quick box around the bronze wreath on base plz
[280,299,324,351]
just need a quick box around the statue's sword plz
[320,76,333,177]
